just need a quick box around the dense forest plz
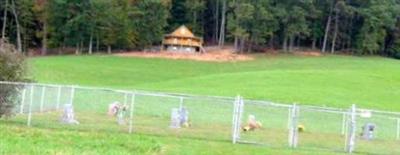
[0,0,399,58]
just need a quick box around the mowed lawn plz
[0,123,347,155]
[30,54,400,111]
[2,54,399,155]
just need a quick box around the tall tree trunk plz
[214,0,219,43]
[80,40,83,53]
[23,29,27,52]
[312,38,317,49]
[269,34,274,49]
[247,38,252,53]
[75,43,80,55]
[283,35,288,52]
[96,34,99,52]
[218,0,226,47]
[347,15,354,50]
[59,42,65,55]
[289,35,294,52]
[1,0,8,40]
[331,8,339,54]
[322,7,333,53]
[11,0,22,52]
[341,16,349,50]
[193,11,197,33]
[239,38,245,53]
[41,22,48,55]
[234,36,238,52]
[200,8,204,36]
[107,45,111,54]
[319,38,322,47]
[88,34,93,54]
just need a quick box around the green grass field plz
[2,54,400,154]
[30,54,400,110]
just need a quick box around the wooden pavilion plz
[162,25,204,53]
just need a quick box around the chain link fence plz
[1,81,400,154]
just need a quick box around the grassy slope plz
[0,124,344,155]
[30,54,400,111]
[2,54,398,155]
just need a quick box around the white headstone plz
[170,108,181,128]
[179,107,189,125]
[61,104,79,124]
[170,107,190,128]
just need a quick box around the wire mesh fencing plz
[132,94,234,142]
[297,106,346,152]
[354,110,400,155]
[230,100,400,154]
[233,99,291,148]
[1,81,400,154]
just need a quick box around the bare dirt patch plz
[292,49,323,57]
[115,46,253,62]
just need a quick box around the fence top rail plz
[2,80,400,116]
[0,81,133,94]
[357,108,400,117]
[135,90,236,101]
[0,81,235,101]
[244,99,292,108]
[301,105,347,112]
[301,107,347,115]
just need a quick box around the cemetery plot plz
[297,107,345,152]
[355,112,400,154]
[233,99,291,148]
[132,94,234,142]
[2,81,400,154]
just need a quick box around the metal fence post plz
[129,93,136,133]
[345,104,356,153]
[341,112,346,135]
[56,86,62,110]
[232,96,239,144]
[19,88,26,114]
[237,97,244,140]
[69,87,75,105]
[287,107,292,130]
[27,85,34,127]
[232,95,243,144]
[179,97,184,109]
[288,103,299,148]
[123,93,128,107]
[40,86,46,112]
[288,104,292,147]
[397,118,400,140]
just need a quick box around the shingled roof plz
[166,25,198,39]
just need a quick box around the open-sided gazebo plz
[162,25,204,53]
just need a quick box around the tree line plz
[1,0,400,58]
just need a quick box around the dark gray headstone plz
[361,123,376,140]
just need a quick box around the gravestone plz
[361,123,376,140]
[179,107,189,126]
[170,107,190,128]
[116,105,127,125]
[60,104,79,124]
[170,108,181,128]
